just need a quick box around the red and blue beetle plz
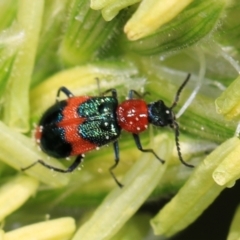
[22,74,192,187]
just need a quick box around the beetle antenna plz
[172,121,194,168]
[170,73,191,110]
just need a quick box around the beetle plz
[22,74,192,187]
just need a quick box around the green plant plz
[0,0,239,239]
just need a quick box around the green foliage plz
[0,0,239,239]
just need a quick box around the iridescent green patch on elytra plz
[78,97,121,145]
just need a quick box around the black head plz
[148,100,175,127]
[148,74,193,168]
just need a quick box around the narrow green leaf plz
[59,0,127,65]
[32,0,69,86]
[125,0,226,55]
[124,0,193,40]
[151,137,239,236]
[0,0,17,30]
[3,0,44,132]
[216,1,240,53]
[0,52,15,98]
[215,75,240,120]
[4,217,76,240]
[72,135,173,240]
[0,175,39,221]
[212,140,240,186]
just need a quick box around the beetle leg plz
[56,86,75,101]
[21,155,83,173]
[101,88,118,99]
[94,77,118,98]
[109,141,123,188]
[128,90,149,99]
[132,133,165,164]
